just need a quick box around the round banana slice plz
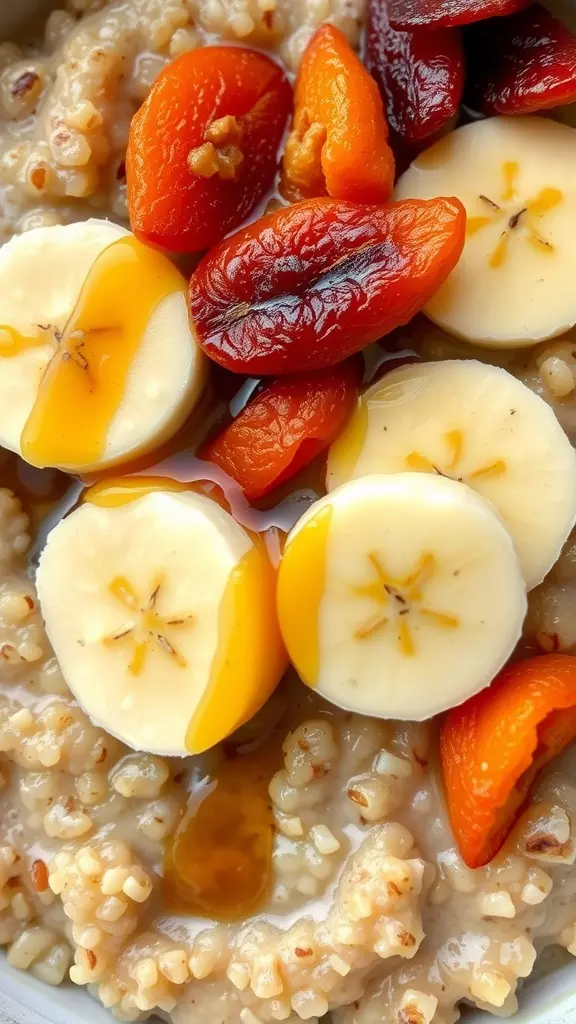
[277,474,526,721]
[328,360,576,590]
[0,220,205,473]
[394,116,576,347]
[36,491,286,756]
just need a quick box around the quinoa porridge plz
[0,1,576,1024]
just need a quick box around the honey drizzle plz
[0,324,53,356]
[164,741,278,920]
[21,236,186,469]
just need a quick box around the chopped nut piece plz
[188,115,245,182]
[205,114,244,147]
[282,107,326,199]
[187,142,220,179]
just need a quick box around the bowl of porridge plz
[1,2,576,1024]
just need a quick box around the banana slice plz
[36,491,286,756]
[277,474,526,721]
[394,116,576,347]
[0,220,205,473]
[328,360,576,590]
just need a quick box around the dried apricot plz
[202,360,361,500]
[441,654,576,868]
[282,24,394,203]
[127,47,292,253]
[189,197,466,375]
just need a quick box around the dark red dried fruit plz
[388,0,528,29]
[465,4,576,115]
[367,0,465,145]
[189,196,466,376]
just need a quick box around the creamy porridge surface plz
[0,2,576,1024]
[0,481,575,1024]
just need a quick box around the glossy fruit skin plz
[388,0,528,29]
[126,47,292,254]
[441,655,576,869]
[281,24,394,203]
[367,0,465,145]
[202,361,361,500]
[189,196,466,376]
[466,4,576,115]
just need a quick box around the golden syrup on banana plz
[84,475,189,507]
[20,236,186,469]
[0,325,53,356]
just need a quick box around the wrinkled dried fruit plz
[441,654,576,868]
[282,24,394,203]
[389,0,528,29]
[465,4,576,115]
[127,47,292,253]
[367,0,465,145]
[189,197,466,376]
[202,360,361,500]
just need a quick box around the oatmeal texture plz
[0,488,574,1022]
[0,0,365,240]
